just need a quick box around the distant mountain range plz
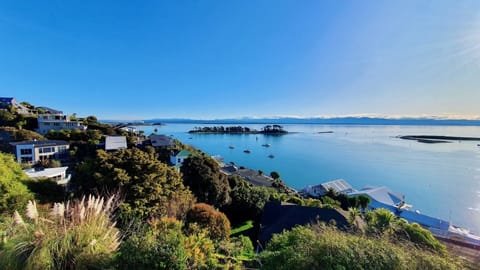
[130,117,480,126]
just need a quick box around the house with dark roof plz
[150,134,174,148]
[259,202,351,246]
[10,140,69,164]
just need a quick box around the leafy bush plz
[259,223,462,270]
[117,217,217,270]
[186,203,231,242]
[0,153,33,214]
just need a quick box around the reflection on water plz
[136,124,480,233]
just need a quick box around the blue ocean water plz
[137,124,480,232]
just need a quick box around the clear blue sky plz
[1,1,480,119]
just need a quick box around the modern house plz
[10,140,69,164]
[348,186,411,212]
[105,135,127,151]
[150,134,174,148]
[0,97,32,115]
[37,113,87,134]
[170,150,190,166]
[259,202,351,246]
[24,166,71,185]
[302,179,354,197]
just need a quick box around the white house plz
[105,135,127,151]
[24,166,71,185]
[170,150,190,166]
[37,113,87,134]
[303,179,354,197]
[348,186,411,212]
[10,140,69,164]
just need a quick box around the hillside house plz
[37,113,87,134]
[10,140,69,164]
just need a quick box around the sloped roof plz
[350,186,404,206]
[259,202,350,245]
[105,136,127,150]
[175,150,190,158]
[0,97,14,103]
[24,166,68,178]
[317,179,352,193]
[150,134,174,147]
[10,140,69,147]
[399,210,450,231]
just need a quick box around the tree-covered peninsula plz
[189,125,288,134]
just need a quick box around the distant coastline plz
[135,117,480,126]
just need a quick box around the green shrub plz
[259,224,462,270]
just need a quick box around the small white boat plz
[262,143,271,147]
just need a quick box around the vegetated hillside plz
[0,101,472,269]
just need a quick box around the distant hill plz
[139,117,480,126]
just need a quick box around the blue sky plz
[1,1,480,119]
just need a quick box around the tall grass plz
[0,195,120,270]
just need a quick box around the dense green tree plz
[186,203,231,242]
[72,148,194,221]
[224,182,273,224]
[23,178,66,203]
[0,153,33,214]
[269,171,280,180]
[181,155,231,208]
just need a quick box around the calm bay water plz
[137,124,480,232]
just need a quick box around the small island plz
[189,124,288,135]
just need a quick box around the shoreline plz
[399,135,480,143]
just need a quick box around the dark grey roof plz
[150,134,174,147]
[221,165,238,174]
[36,106,63,114]
[10,140,69,147]
[0,97,14,103]
[259,202,350,245]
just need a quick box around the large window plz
[21,157,33,163]
[20,148,32,155]
[39,147,54,153]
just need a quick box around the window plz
[39,147,54,153]
[20,148,33,155]
[21,157,33,163]
[44,122,50,126]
